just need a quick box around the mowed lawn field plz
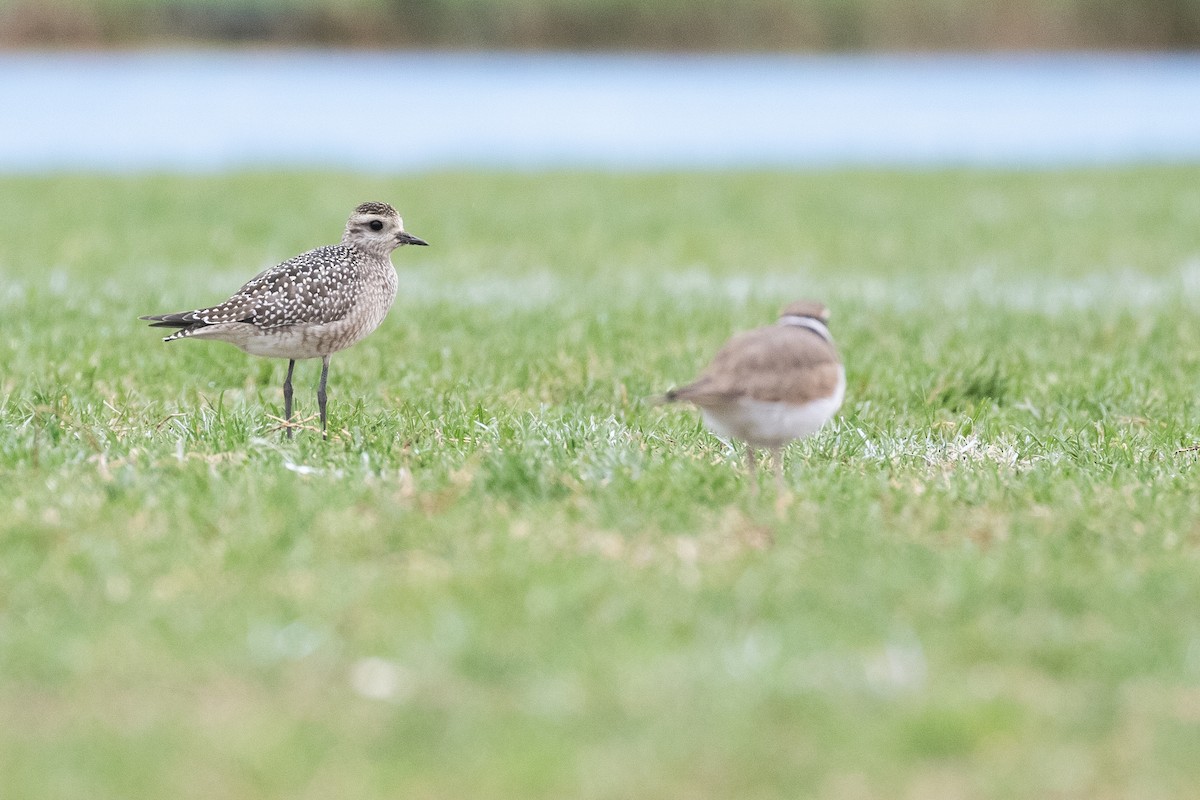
[3,168,1200,798]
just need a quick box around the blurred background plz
[3,0,1199,51]
[2,2,1199,170]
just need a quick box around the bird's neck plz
[779,315,833,344]
[344,238,397,261]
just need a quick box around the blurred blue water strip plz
[2,50,1199,171]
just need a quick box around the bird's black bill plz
[397,232,429,246]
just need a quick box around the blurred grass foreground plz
[4,0,1200,50]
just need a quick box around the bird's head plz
[779,300,830,326]
[343,201,429,255]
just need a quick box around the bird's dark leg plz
[317,355,331,439]
[746,446,759,497]
[283,359,296,440]
[771,446,793,517]
[771,447,785,495]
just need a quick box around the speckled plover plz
[141,202,428,438]
[663,300,845,489]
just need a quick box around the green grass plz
[3,168,1200,799]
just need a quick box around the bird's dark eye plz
[368,220,384,231]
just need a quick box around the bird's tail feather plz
[649,389,684,406]
[140,312,194,329]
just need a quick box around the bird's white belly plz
[241,326,335,359]
[702,368,845,448]
[191,319,368,360]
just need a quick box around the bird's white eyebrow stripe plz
[779,315,833,344]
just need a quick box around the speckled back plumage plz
[143,202,427,360]
[153,245,378,334]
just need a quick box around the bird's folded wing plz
[677,328,841,405]
[198,247,360,330]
